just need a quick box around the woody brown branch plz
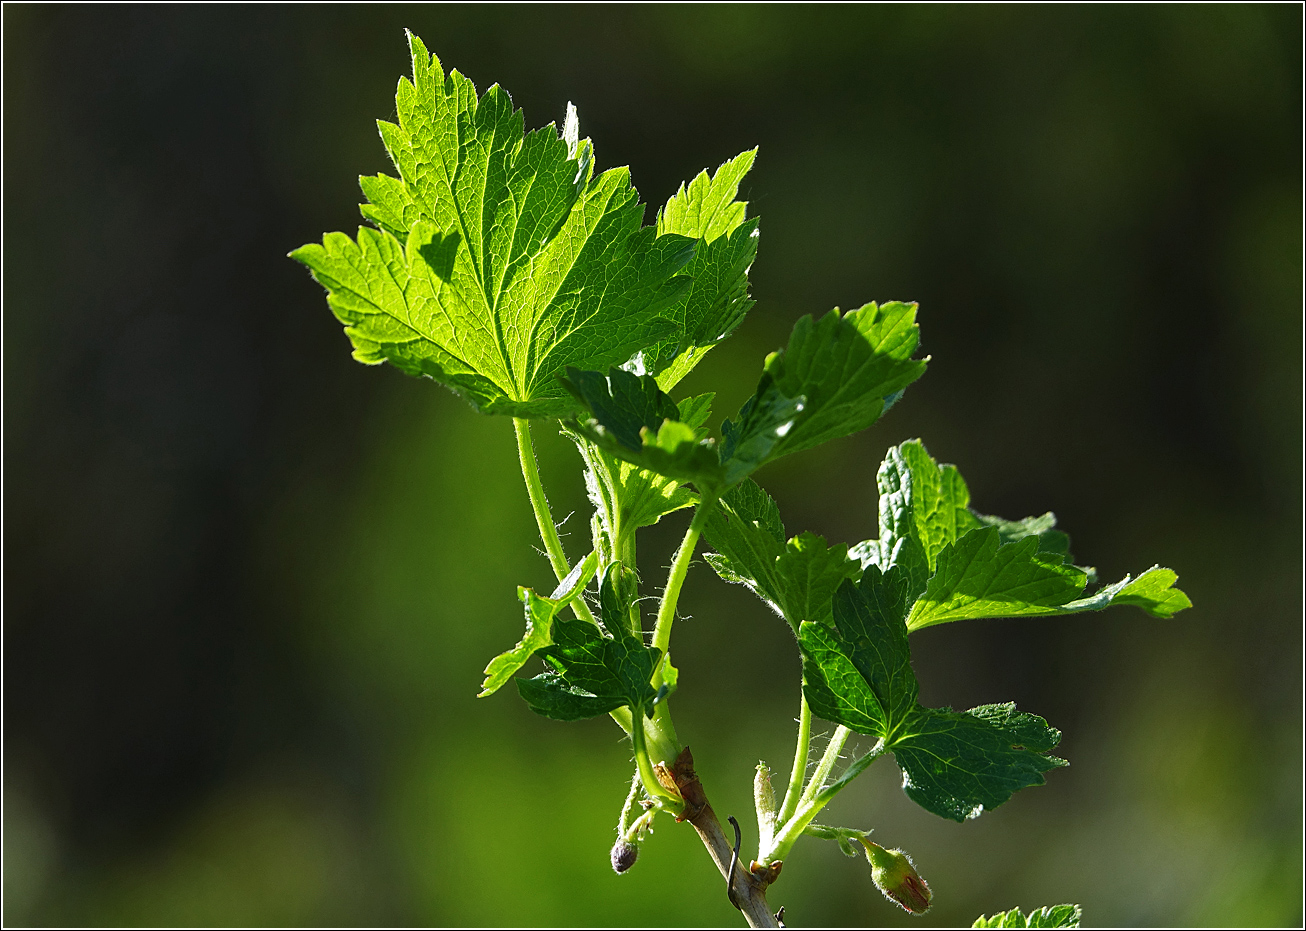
[671,747,782,929]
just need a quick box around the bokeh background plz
[5,5,1302,927]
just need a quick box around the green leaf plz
[579,445,698,551]
[703,482,860,630]
[905,528,1089,631]
[1087,566,1191,618]
[852,441,1190,630]
[799,568,1067,821]
[723,304,927,478]
[565,304,928,492]
[562,367,679,450]
[516,565,661,721]
[675,392,716,432]
[799,568,917,739]
[563,366,727,491]
[478,552,598,697]
[971,511,1072,560]
[891,703,1067,822]
[774,533,864,630]
[292,32,699,418]
[702,479,786,614]
[642,149,761,390]
[906,530,1191,630]
[973,904,1082,928]
[658,147,756,241]
[718,388,807,487]
[569,391,714,557]
[850,439,981,598]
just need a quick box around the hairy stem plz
[652,495,717,682]
[764,740,887,864]
[801,725,851,806]
[811,740,886,807]
[777,693,812,826]
[512,417,595,624]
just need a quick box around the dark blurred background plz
[4,5,1301,927]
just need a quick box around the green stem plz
[801,725,851,806]
[651,495,717,684]
[777,693,813,825]
[763,740,887,864]
[513,417,596,624]
[514,421,683,782]
[609,704,679,774]
[811,740,886,807]
[617,768,641,837]
[631,707,682,811]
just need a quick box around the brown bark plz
[671,748,783,929]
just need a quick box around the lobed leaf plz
[516,565,661,721]
[891,703,1067,822]
[709,303,927,489]
[642,149,761,389]
[478,552,598,697]
[702,479,787,615]
[850,441,1190,630]
[297,32,748,417]
[799,568,917,740]
[851,439,981,598]
[905,528,1089,631]
[704,481,861,631]
[800,566,1067,821]
[973,904,1082,928]
[563,366,727,491]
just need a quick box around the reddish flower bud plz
[861,840,932,915]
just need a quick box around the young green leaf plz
[890,703,1068,822]
[701,479,786,613]
[640,149,761,390]
[971,511,1072,560]
[722,303,928,478]
[853,441,1191,630]
[703,481,861,631]
[515,628,657,721]
[906,531,1191,630]
[774,533,865,630]
[905,528,1090,630]
[563,366,727,491]
[850,439,982,598]
[718,388,808,487]
[292,31,700,418]
[516,566,661,721]
[800,568,1067,821]
[799,568,918,740]
[973,904,1083,928]
[570,391,713,563]
[479,552,598,697]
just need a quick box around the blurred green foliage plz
[4,5,1300,927]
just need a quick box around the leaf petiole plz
[513,417,597,624]
[801,725,851,806]
[631,703,684,812]
[777,693,813,826]
[763,739,887,864]
[652,494,718,683]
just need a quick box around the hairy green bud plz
[861,840,931,915]
[754,761,777,850]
